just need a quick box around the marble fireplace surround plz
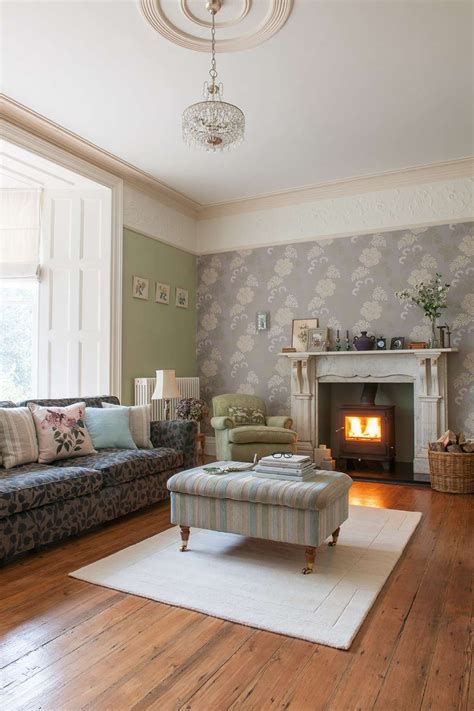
[280,349,458,482]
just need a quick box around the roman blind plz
[0,189,42,278]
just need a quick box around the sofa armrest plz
[265,416,293,429]
[210,416,234,431]
[150,420,198,469]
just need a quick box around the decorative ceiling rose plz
[139,0,294,53]
[182,1,244,151]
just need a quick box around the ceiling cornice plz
[0,94,199,217]
[197,157,474,220]
[1,95,472,224]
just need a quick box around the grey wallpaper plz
[197,222,474,437]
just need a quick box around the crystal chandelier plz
[182,0,245,151]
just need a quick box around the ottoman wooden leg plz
[302,546,316,575]
[328,526,341,547]
[180,526,190,552]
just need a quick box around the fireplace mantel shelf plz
[279,348,458,358]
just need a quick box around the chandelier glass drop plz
[182,0,244,151]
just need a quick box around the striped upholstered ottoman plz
[167,463,352,574]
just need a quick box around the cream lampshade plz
[151,370,180,420]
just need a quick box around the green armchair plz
[211,394,297,462]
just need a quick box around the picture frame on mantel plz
[307,328,328,352]
[292,318,319,352]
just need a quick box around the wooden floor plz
[1,483,472,711]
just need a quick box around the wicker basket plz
[428,450,474,493]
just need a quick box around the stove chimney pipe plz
[360,383,378,405]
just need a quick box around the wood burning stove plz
[338,384,395,471]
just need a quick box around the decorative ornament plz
[182,0,245,151]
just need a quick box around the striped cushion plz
[0,407,39,469]
[167,469,352,512]
[102,402,152,449]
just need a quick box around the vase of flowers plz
[396,273,450,348]
[175,398,209,422]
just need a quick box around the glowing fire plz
[345,415,382,441]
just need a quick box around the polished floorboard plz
[0,482,472,711]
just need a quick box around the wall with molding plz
[196,221,474,438]
[123,183,197,253]
[197,177,474,254]
[122,228,197,404]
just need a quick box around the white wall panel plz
[38,188,111,397]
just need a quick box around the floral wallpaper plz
[197,222,474,437]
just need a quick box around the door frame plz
[0,120,123,399]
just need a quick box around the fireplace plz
[338,384,395,471]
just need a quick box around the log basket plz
[428,449,474,493]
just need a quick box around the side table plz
[195,432,206,466]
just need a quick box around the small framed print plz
[390,336,405,350]
[256,311,270,331]
[376,337,387,350]
[175,287,189,309]
[155,282,170,305]
[308,328,328,352]
[291,318,319,352]
[132,276,149,300]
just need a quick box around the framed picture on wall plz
[256,311,270,331]
[291,318,319,352]
[132,276,149,300]
[155,282,170,305]
[175,287,189,309]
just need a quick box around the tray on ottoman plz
[167,462,352,574]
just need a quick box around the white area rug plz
[71,505,421,649]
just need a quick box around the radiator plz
[134,376,200,422]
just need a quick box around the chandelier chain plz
[209,12,217,85]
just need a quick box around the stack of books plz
[254,454,315,481]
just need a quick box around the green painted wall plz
[121,228,197,405]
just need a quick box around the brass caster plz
[180,544,188,552]
[301,566,313,575]
[328,540,337,547]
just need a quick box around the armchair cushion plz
[228,406,265,426]
[210,416,234,431]
[228,425,297,445]
[265,416,293,429]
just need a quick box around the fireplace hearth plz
[338,384,395,471]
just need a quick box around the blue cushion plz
[85,407,137,450]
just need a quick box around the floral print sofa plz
[0,396,197,562]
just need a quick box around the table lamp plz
[152,370,180,420]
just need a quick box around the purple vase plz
[353,331,375,351]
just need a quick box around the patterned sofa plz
[0,396,197,562]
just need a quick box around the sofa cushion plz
[85,407,137,450]
[228,426,297,445]
[102,402,152,449]
[0,407,39,469]
[0,463,102,518]
[52,447,183,487]
[29,402,96,464]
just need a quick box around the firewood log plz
[461,442,474,453]
[447,444,464,453]
[429,442,446,452]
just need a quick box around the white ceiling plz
[2,0,473,205]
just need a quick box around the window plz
[0,279,38,401]
[0,188,41,401]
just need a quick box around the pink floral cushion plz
[28,402,96,464]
